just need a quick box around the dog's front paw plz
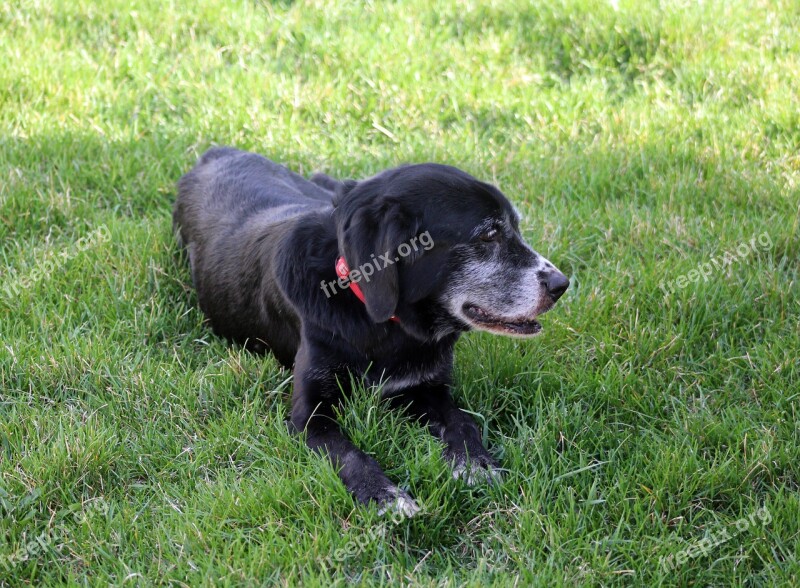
[376,486,421,518]
[450,454,503,486]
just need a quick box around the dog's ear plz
[335,180,417,323]
[331,180,358,208]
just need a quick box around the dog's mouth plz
[462,303,543,336]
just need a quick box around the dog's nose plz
[545,270,570,300]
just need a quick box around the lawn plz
[1,0,799,585]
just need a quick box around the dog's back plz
[173,148,333,363]
[174,147,333,247]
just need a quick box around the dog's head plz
[333,164,569,337]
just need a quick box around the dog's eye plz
[479,228,499,242]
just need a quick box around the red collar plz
[335,256,400,323]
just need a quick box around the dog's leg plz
[386,383,502,485]
[290,350,420,516]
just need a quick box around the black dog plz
[174,147,569,515]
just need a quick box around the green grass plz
[1,0,799,585]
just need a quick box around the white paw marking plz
[452,461,504,486]
[377,486,421,518]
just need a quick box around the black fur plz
[174,147,568,512]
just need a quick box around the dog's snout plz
[545,270,569,301]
